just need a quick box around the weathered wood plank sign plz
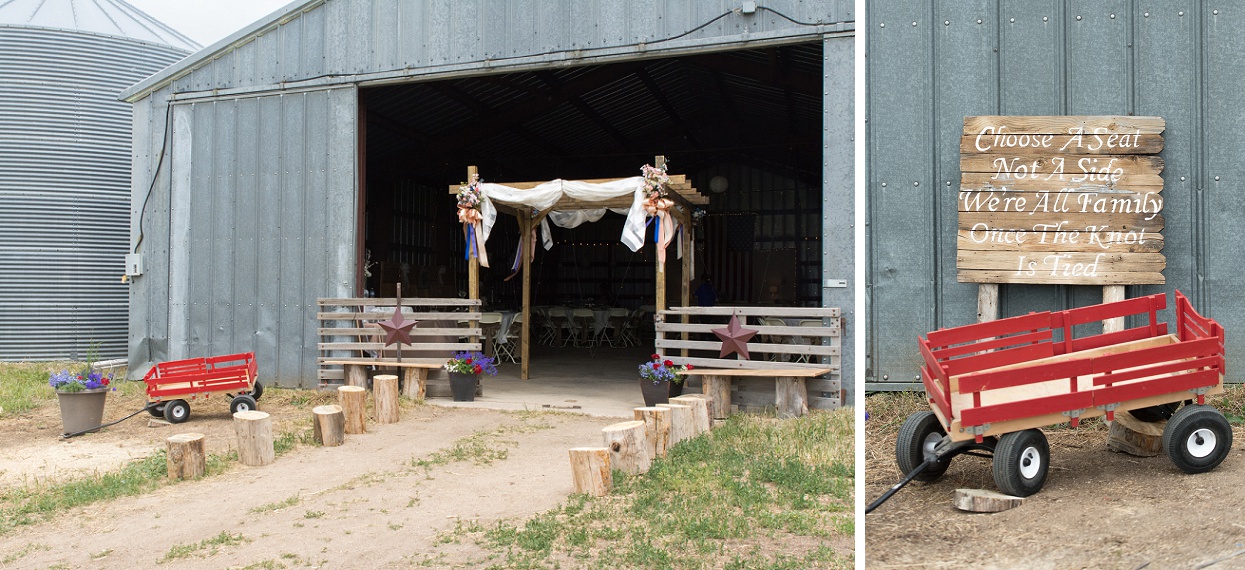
[958,116,1166,285]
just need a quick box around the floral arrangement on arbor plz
[637,354,692,385]
[49,368,113,393]
[641,163,677,267]
[456,174,490,267]
[444,351,499,376]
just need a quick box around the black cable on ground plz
[61,402,161,439]
[865,459,932,514]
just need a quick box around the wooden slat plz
[963,115,1165,135]
[957,231,1164,253]
[961,133,1164,155]
[664,356,836,372]
[960,153,1163,176]
[961,172,1164,192]
[958,270,1165,285]
[956,251,1166,271]
[319,358,455,366]
[317,342,482,352]
[655,323,839,336]
[958,211,1164,231]
[681,368,831,378]
[318,297,480,307]
[317,311,483,321]
[654,339,838,356]
[317,327,481,336]
[662,306,840,317]
[925,311,1051,347]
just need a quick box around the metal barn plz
[121,0,857,401]
[0,0,194,360]
[866,2,1245,389]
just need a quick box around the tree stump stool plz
[373,374,400,424]
[312,404,346,447]
[657,403,694,446]
[166,432,206,480]
[601,420,651,475]
[633,406,672,459]
[338,385,367,435]
[233,410,274,467]
[568,447,612,496]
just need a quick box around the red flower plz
[473,365,482,374]
[651,354,660,360]
[651,363,659,369]
[102,378,110,386]
[465,358,473,364]
[664,360,674,367]
[686,364,695,370]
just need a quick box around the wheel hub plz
[1018,446,1042,479]
[1187,428,1217,458]
[922,433,941,457]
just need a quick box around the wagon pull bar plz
[867,437,987,514]
[866,458,935,514]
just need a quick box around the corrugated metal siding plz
[867,2,1244,386]
[126,0,852,100]
[130,88,356,386]
[0,26,184,360]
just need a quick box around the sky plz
[127,0,294,48]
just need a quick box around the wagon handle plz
[866,459,935,514]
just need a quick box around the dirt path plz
[0,400,620,569]
[866,400,1245,570]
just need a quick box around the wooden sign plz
[958,116,1166,285]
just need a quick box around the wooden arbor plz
[448,157,709,379]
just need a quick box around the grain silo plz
[0,0,196,360]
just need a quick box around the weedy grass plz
[437,409,854,569]
[159,531,250,563]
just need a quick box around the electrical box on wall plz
[125,254,143,277]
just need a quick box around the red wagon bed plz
[897,291,1230,497]
[143,352,262,423]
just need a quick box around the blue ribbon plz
[465,224,477,260]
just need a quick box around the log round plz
[670,394,712,434]
[312,404,346,447]
[633,406,673,459]
[373,374,400,424]
[233,410,274,467]
[568,446,612,497]
[1107,412,1165,457]
[166,432,206,480]
[402,368,428,400]
[601,420,651,475]
[338,385,368,435]
[656,403,693,446]
[701,376,731,419]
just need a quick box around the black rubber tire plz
[1163,404,1233,474]
[895,411,951,482]
[992,429,1049,497]
[230,395,258,414]
[249,381,264,401]
[147,403,166,418]
[163,399,190,424]
[1129,403,1180,422]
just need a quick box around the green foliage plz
[159,531,249,563]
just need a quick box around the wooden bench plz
[682,367,832,418]
[317,297,483,398]
[655,306,842,415]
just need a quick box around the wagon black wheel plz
[147,403,166,418]
[249,381,264,400]
[230,395,258,414]
[163,400,190,424]
[1129,403,1180,422]
[992,429,1049,497]
[896,411,951,482]
[1163,404,1232,474]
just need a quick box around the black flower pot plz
[449,372,478,402]
[669,380,684,399]
[639,379,670,407]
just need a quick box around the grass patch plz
[445,409,854,569]
[412,416,555,473]
[251,494,301,514]
[159,531,250,563]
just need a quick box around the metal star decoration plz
[712,315,758,359]
[377,307,416,347]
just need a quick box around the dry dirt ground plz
[0,389,626,568]
[866,394,1245,570]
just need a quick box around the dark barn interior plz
[360,42,826,313]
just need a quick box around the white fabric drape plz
[477,177,650,252]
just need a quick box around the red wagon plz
[143,352,262,424]
[898,291,1229,497]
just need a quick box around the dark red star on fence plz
[712,315,758,359]
[377,306,416,347]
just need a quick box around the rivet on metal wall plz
[1179,11,1185,16]
[913,181,919,187]
[1076,15,1082,21]
[1110,14,1116,19]
[1010,17,1015,23]
[1181,176,1186,181]
[1215,176,1221,181]
[1144,12,1150,17]
[977,19,983,24]
[944,20,950,26]
[881,182,887,187]
[912,21,917,27]
[1043,16,1049,22]
[1214,10,1219,15]
[880,22,885,28]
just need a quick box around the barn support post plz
[467,165,480,351]
[521,213,532,380]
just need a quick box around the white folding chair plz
[496,314,523,363]
[599,308,631,348]
[572,308,597,347]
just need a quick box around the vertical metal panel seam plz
[929,1,942,327]
[1195,0,1207,309]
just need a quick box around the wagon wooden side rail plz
[655,306,842,415]
[317,297,482,398]
[919,292,1224,443]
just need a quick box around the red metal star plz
[377,306,416,347]
[712,315,758,359]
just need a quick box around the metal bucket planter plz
[448,372,478,402]
[56,388,108,434]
